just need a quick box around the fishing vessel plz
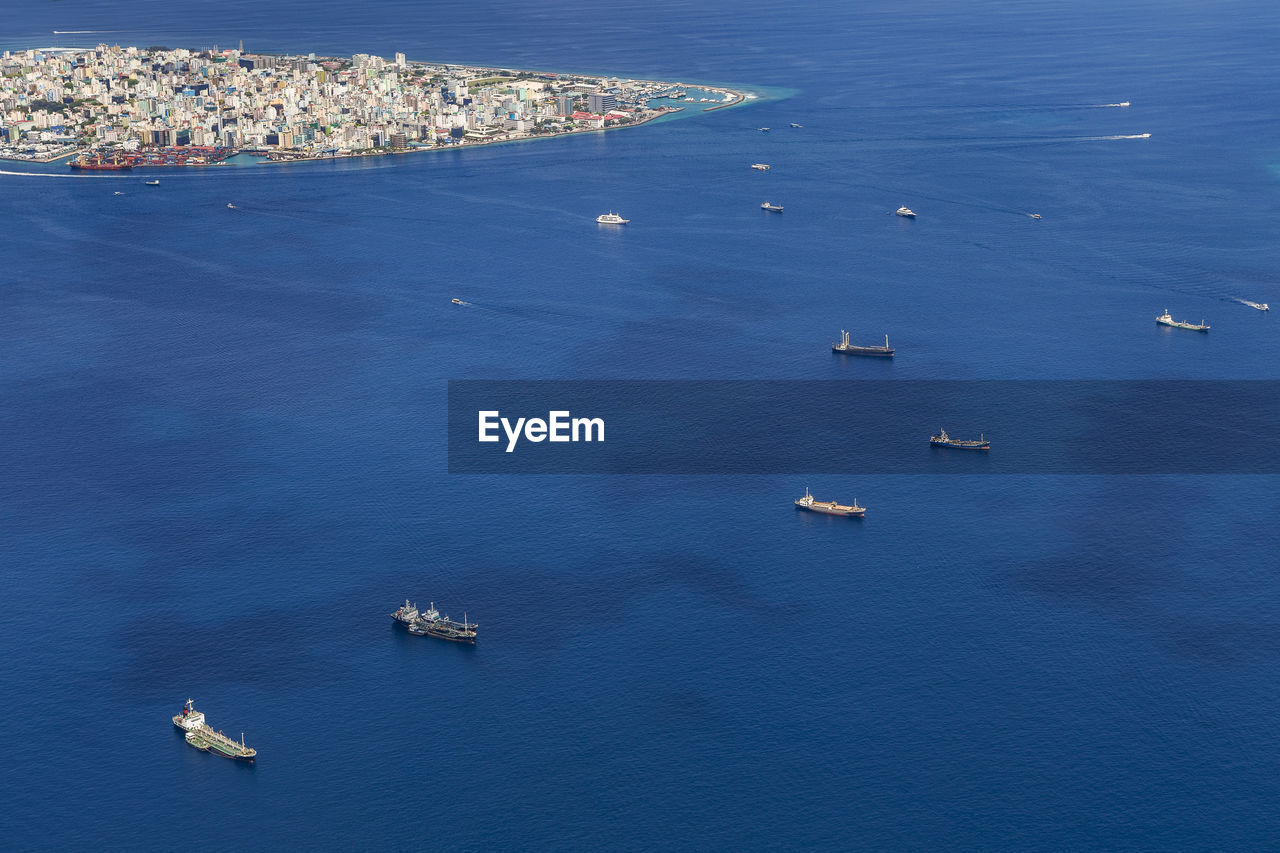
[172,699,256,762]
[596,211,629,224]
[794,487,865,517]
[761,202,784,212]
[832,329,894,357]
[751,163,770,170]
[1156,310,1209,331]
[896,206,916,218]
[1241,300,1270,311]
[930,429,990,450]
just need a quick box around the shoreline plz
[4,43,760,173]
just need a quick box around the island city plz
[0,44,744,166]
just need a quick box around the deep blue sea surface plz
[3,1,1280,849]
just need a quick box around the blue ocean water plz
[3,0,1280,848]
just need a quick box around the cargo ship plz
[1155,310,1209,331]
[761,201,784,212]
[394,599,478,644]
[832,329,894,357]
[930,429,990,450]
[172,699,256,762]
[795,487,865,517]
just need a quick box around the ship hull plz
[930,440,990,450]
[1156,320,1209,332]
[796,504,865,517]
[832,346,894,357]
[425,629,477,644]
[207,745,255,762]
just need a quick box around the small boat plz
[1029,213,1042,219]
[930,429,990,451]
[795,487,865,517]
[112,191,124,196]
[761,202,784,212]
[896,206,916,218]
[596,211,630,224]
[451,298,465,305]
[758,127,770,132]
[790,123,803,128]
[832,330,894,357]
[1241,300,1270,311]
[1155,309,1209,332]
[227,203,236,209]
[184,731,211,752]
[751,163,771,171]
[144,180,159,186]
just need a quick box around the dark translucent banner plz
[447,380,1280,474]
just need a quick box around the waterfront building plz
[588,93,617,113]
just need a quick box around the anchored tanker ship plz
[173,699,256,762]
[392,599,478,644]
[930,429,990,450]
[795,487,865,517]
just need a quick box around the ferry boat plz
[930,429,990,451]
[144,180,159,186]
[1241,300,1269,311]
[1155,310,1209,332]
[596,211,629,224]
[896,206,916,218]
[795,487,865,517]
[172,699,256,762]
[761,202,784,212]
[832,329,894,357]
[751,163,770,171]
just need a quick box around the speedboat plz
[596,211,629,224]
[451,298,465,305]
[790,123,803,128]
[896,206,916,217]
